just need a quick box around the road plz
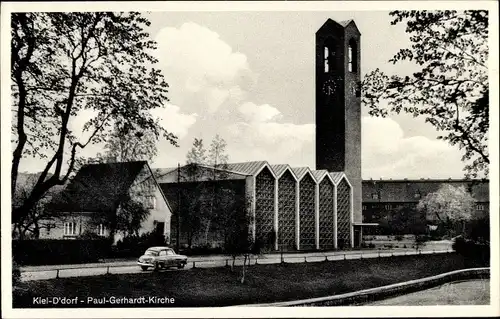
[20,242,452,282]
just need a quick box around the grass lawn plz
[13,253,487,307]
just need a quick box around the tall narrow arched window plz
[348,39,358,73]
[324,46,329,73]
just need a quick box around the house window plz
[64,222,77,236]
[362,205,367,211]
[371,193,379,200]
[385,204,392,210]
[477,204,485,211]
[97,224,106,236]
[145,196,156,209]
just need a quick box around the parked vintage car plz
[137,246,188,271]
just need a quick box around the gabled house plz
[43,161,172,243]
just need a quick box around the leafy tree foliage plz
[11,12,177,224]
[378,206,427,236]
[101,120,159,163]
[115,198,151,238]
[208,134,229,169]
[186,138,207,166]
[179,135,234,247]
[362,10,489,178]
[12,173,67,240]
[417,184,476,236]
[224,194,257,283]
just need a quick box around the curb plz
[233,267,490,307]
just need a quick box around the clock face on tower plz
[322,79,336,96]
[322,76,342,96]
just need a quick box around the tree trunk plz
[33,221,40,239]
[204,219,211,246]
[241,254,247,284]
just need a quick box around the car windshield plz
[144,250,159,256]
[166,249,175,256]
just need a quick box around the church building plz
[158,19,372,250]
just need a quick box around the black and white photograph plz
[1,1,498,318]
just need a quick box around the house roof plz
[152,167,177,180]
[12,172,67,218]
[291,167,308,180]
[47,161,148,213]
[155,163,249,183]
[362,179,489,203]
[225,161,268,176]
[312,170,329,183]
[329,172,346,185]
[270,164,289,178]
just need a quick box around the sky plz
[17,10,470,179]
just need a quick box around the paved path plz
[366,279,490,305]
[20,246,452,282]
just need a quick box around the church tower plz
[315,19,362,224]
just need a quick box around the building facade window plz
[324,46,329,73]
[477,204,485,211]
[64,222,77,236]
[385,204,392,210]
[362,205,367,211]
[348,39,357,73]
[97,224,106,236]
[371,193,378,200]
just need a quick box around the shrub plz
[12,261,21,287]
[180,245,223,256]
[112,230,167,258]
[12,239,110,265]
[452,236,489,265]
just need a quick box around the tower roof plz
[317,18,361,35]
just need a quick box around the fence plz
[20,248,454,282]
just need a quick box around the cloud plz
[150,103,197,139]
[226,102,314,165]
[155,22,255,113]
[238,102,281,123]
[361,117,466,179]
[225,113,466,178]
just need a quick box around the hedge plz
[452,237,490,265]
[12,239,111,266]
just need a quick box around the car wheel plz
[153,262,160,271]
[141,266,149,271]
